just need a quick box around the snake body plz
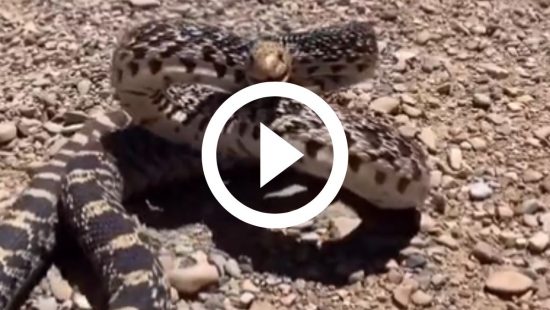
[0,19,430,309]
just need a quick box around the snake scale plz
[0,18,431,309]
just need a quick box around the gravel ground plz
[1,0,550,309]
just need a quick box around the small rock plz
[411,290,432,306]
[436,234,459,250]
[34,297,58,310]
[239,292,255,306]
[540,213,550,232]
[73,293,91,309]
[469,182,493,200]
[416,30,432,45]
[393,285,413,308]
[76,79,92,95]
[472,241,501,264]
[420,213,437,233]
[250,301,276,310]
[280,293,297,306]
[241,279,260,293]
[402,104,422,117]
[485,270,533,295]
[418,127,437,151]
[128,0,160,8]
[480,63,509,79]
[404,254,427,269]
[473,93,492,108]
[469,137,487,150]
[387,269,403,284]
[168,263,220,294]
[370,96,400,114]
[49,276,73,301]
[224,258,242,278]
[528,232,549,253]
[497,206,514,220]
[523,169,544,183]
[521,199,544,214]
[0,122,17,144]
[331,216,361,237]
[447,147,462,170]
[534,126,550,141]
[431,274,447,288]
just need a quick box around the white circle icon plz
[201,82,348,229]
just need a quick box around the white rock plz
[34,297,58,310]
[469,182,493,200]
[73,293,91,309]
[49,276,73,301]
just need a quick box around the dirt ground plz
[1,0,550,309]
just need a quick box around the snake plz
[0,18,430,309]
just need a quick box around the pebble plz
[370,96,400,114]
[540,213,550,232]
[224,258,242,278]
[416,30,432,44]
[431,274,447,288]
[534,126,550,140]
[168,263,220,294]
[521,199,544,214]
[420,213,437,233]
[34,297,58,310]
[496,205,514,220]
[404,254,427,268]
[392,284,413,307]
[72,293,91,309]
[331,216,360,237]
[411,290,432,306]
[239,292,255,306]
[523,169,544,183]
[436,234,459,250]
[418,127,437,151]
[485,270,533,295]
[469,137,487,150]
[0,122,17,144]
[528,232,549,253]
[76,79,92,95]
[480,63,509,79]
[402,104,422,117]
[473,93,492,108]
[48,276,73,301]
[241,279,260,293]
[250,301,276,310]
[469,182,493,200]
[471,241,501,264]
[447,147,462,170]
[128,0,160,8]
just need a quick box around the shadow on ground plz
[52,166,420,308]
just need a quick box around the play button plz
[260,123,304,188]
[201,82,348,229]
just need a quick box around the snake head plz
[247,41,292,84]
